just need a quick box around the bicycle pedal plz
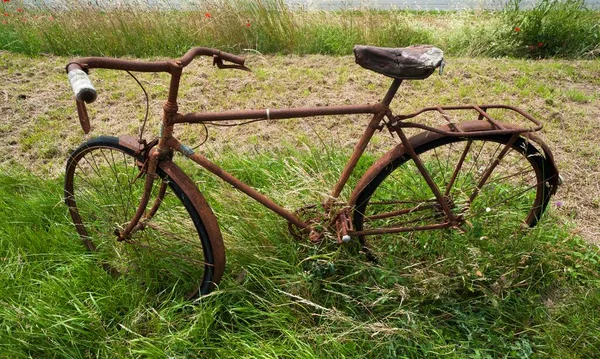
[335,209,353,244]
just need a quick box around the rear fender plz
[349,120,560,206]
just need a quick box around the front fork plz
[117,99,178,241]
[116,146,167,241]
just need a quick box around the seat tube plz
[327,79,403,206]
[382,79,403,107]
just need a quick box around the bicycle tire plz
[64,136,222,299]
[353,135,555,261]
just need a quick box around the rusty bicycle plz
[64,46,560,300]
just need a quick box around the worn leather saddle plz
[354,45,444,80]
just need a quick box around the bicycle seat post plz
[382,79,403,107]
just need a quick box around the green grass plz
[499,0,600,58]
[1,141,599,357]
[0,0,598,58]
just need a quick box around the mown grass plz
[1,141,600,357]
[0,0,598,58]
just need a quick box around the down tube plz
[165,137,310,231]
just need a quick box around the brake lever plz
[212,56,252,72]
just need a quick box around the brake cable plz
[125,70,150,143]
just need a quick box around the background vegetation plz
[0,0,598,58]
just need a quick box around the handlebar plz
[66,47,247,133]
[66,47,245,74]
[68,68,97,104]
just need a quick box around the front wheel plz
[353,135,555,262]
[64,136,223,299]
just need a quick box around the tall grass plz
[0,0,597,58]
[0,0,432,56]
[1,140,600,357]
[499,0,600,57]
[444,0,600,58]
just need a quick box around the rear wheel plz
[353,135,554,263]
[64,137,220,299]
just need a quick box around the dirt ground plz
[0,51,598,244]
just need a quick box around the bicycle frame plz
[139,76,542,243]
[68,50,558,244]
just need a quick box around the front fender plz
[118,135,226,288]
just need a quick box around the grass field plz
[1,49,599,357]
[1,1,600,354]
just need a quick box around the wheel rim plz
[65,144,210,299]
[354,137,548,262]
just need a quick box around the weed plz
[1,0,596,58]
[499,0,600,58]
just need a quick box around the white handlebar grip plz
[68,69,97,103]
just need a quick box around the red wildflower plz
[16,8,23,13]
[245,21,250,27]
[48,15,53,20]
[3,13,8,17]
[538,42,543,47]
[514,27,520,32]
[3,0,10,3]
[205,12,211,18]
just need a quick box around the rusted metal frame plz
[396,121,529,137]
[166,100,390,239]
[350,222,451,236]
[76,100,91,134]
[472,105,505,130]
[435,106,463,133]
[164,137,311,232]
[69,47,244,74]
[364,202,436,221]
[392,126,458,223]
[467,133,521,205]
[169,104,383,125]
[69,57,174,74]
[327,111,385,204]
[395,104,543,134]
[444,139,473,197]
[146,181,168,219]
[178,47,246,67]
[328,79,403,203]
[129,181,168,235]
[118,150,161,240]
[156,65,184,156]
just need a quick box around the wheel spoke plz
[65,139,217,299]
[354,136,551,267]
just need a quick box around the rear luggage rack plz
[394,105,543,137]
